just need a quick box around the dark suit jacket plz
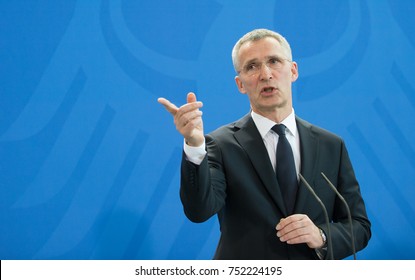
[180,113,371,260]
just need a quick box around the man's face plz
[235,37,298,116]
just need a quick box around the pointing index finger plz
[158,97,178,115]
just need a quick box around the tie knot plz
[272,124,286,136]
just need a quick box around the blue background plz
[1,0,414,260]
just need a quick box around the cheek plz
[243,79,257,91]
[280,73,294,87]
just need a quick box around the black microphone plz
[298,173,333,260]
[321,172,357,260]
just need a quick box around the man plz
[158,29,371,259]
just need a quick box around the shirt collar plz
[251,109,297,139]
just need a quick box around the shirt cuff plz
[183,139,207,165]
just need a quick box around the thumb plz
[187,92,197,103]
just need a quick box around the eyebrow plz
[243,55,282,66]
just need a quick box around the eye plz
[245,63,258,71]
[269,57,282,65]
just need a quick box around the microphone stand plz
[321,172,357,260]
[299,174,333,260]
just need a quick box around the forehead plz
[238,37,285,63]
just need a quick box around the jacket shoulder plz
[296,116,343,143]
[207,113,251,140]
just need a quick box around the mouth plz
[260,86,277,95]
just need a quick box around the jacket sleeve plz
[180,135,227,223]
[322,139,372,259]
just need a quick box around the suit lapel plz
[233,114,287,215]
[294,117,319,214]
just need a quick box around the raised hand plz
[158,92,205,147]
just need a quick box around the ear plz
[291,61,299,82]
[235,76,247,94]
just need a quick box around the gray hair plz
[231,29,293,72]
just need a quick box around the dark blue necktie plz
[272,124,298,214]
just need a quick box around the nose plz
[259,63,272,80]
